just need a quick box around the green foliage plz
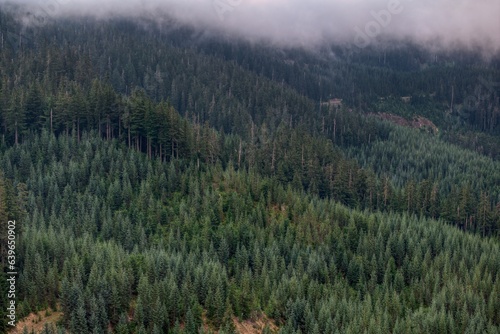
[0,132,498,333]
[0,6,499,334]
[347,125,500,234]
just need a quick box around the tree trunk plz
[271,142,276,174]
[14,121,18,146]
[128,127,131,148]
[333,118,337,143]
[238,139,242,168]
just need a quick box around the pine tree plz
[115,313,129,334]
[185,307,197,334]
[70,298,88,334]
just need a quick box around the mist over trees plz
[0,4,499,334]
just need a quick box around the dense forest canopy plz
[0,3,499,334]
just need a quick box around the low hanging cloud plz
[3,0,500,54]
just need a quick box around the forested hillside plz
[0,4,499,334]
[2,131,500,334]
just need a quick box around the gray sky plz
[4,0,500,53]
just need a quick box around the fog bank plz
[3,0,500,53]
